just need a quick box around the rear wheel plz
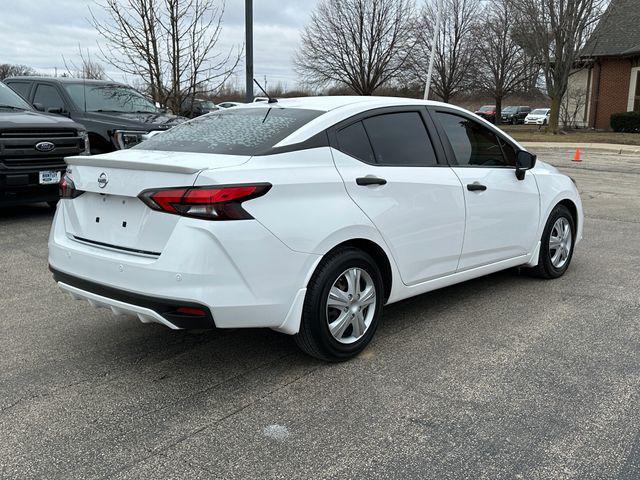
[295,247,383,361]
[527,205,575,279]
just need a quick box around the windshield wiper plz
[90,109,128,113]
[0,105,26,110]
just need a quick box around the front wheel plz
[295,247,384,361]
[527,205,575,279]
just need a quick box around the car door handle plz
[467,183,487,192]
[356,176,387,186]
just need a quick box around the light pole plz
[423,0,443,100]
[245,0,254,103]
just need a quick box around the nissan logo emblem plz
[98,172,108,188]
[35,141,56,153]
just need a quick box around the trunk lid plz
[63,150,250,255]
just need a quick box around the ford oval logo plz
[98,172,108,189]
[35,141,56,153]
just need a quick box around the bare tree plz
[476,0,534,123]
[295,0,416,95]
[63,46,107,80]
[0,64,36,80]
[409,0,480,103]
[511,0,606,132]
[90,0,240,113]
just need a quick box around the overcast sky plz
[0,0,316,89]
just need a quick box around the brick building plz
[565,0,640,129]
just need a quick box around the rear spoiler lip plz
[64,156,203,174]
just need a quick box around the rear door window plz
[362,112,438,166]
[33,84,66,111]
[136,107,323,155]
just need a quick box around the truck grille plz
[0,128,83,171]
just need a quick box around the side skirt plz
[388,254,532,304]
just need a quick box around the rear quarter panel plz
[194,147,390,256]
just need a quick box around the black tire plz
[511,117,517,125]
[526,205,576,279]
[295,247,384,362]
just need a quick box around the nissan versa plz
[49,97,583,361]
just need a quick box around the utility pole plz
[423,0,443,100]
[245,0,254,103]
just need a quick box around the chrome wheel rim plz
[549,217,572,269]
[326,267,376,344]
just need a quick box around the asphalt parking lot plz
[1,148,639,480]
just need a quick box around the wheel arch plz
[556,198,578,232]
[321,238,393,302]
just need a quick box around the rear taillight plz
[60,174,84,199]
[138,184,271,220]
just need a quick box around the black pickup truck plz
[4,77,185,154]
[0,81,88,207]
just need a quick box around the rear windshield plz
[136,107,323,155]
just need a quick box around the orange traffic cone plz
[573,148,582,162]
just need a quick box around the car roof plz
[242,96,524,152]
[235,95,457,113]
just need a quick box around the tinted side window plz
[498,137,517,166]
[435,112,508,167]
[337,121,375,163]
[363,112,437,166]
[33,84,65,111]
[8,82,31,100]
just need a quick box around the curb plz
[520,142,640,155]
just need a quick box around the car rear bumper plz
[49,201,320,332]
[52,267,216,329]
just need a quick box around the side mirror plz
[46,107,64,114]
[33,103,45,112]
[515,150,537,180]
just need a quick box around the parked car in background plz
[4,77,186,154]
[501,106,531,125]
[524,108,551,126]
[474,105,496,123]
[180,97,218,118]
[217,101,243,109]
[49,97,583,361]
[0,81,88,207]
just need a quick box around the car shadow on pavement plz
[60,267,527,377]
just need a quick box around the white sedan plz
[524,108,551,125]
[49,97,583,361]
